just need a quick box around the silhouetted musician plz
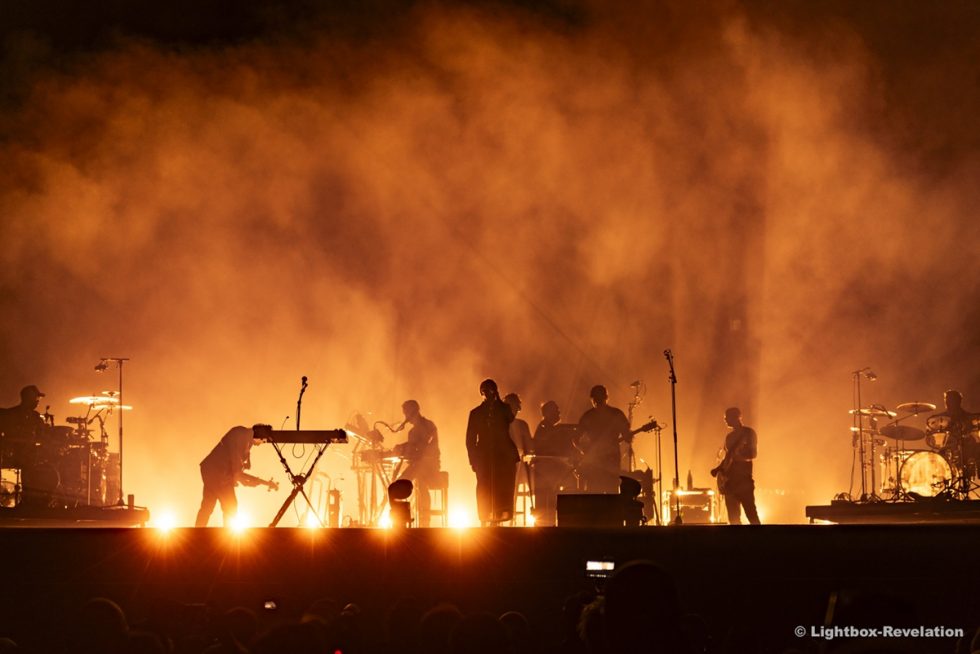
[195,423,279,527]
[466,379,517,525]
[0,385,46,469]
[392,400,440,527]
[531,400,579,526]
[577,385,630,493]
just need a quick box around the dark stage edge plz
[806,499,980,524]
[1,525,978,652]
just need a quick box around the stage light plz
[229,511,253,534]
[304,512,320,529]
[448,507,473,530]
[152,510,177,534]
[378,507,393,530]
[387,479,413,528]
[526,514,537,527]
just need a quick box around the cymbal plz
[849,407,897,418]
[69,395,119,405]
[880,424,925,441]
[895,402,937,414]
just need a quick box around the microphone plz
[280,416,290,430]
[301,376,308,386]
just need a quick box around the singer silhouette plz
[466,379,517,525]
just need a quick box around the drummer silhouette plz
[0,385,46,445]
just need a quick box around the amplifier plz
[556,493,629,527]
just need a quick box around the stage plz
[806,499,980,524]
[0,524,976,652]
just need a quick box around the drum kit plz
[850,402,980,501]
[0,392,130,509]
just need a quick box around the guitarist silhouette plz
[711,407,760,525]
[195,423,278,527]
[578,385,658,493]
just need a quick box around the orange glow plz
[378,507,393,530]
[228,511,253,535]
[448,507,474,530]
[150,510,178,533]
[0,3,974,530]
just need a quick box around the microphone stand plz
[97,357,129,506]
[626,383,642,471]
[664,350,682,525]
[269,376,324,527]
[296,376,308,431]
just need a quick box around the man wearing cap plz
[0,385,46,441]
[0,385,48,472]
[195,423,276,527]
[577,385,631,493]
[466,379,517,525]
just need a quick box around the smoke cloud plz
[1,1,977,524]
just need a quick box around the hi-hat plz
[849,407,897,418]
[895,402,937,414]
[880,424,925,441]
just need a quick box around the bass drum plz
[900,451,952,497]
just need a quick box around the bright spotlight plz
[304,512,321,529]
[526,514,537,527]
[378,507,393,530]
[228,511,252,534]
[448,507,473,530]
[153,510,178,533]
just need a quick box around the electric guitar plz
[576,419,662,469]
[619,419,662,442]
[710,430,751,494]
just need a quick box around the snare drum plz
[900,451,952,497]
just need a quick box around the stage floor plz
[806,499,980,524]
[0,525,977,651]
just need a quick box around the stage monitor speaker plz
[556,493,624,527]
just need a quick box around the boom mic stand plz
[664,350,682,525]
